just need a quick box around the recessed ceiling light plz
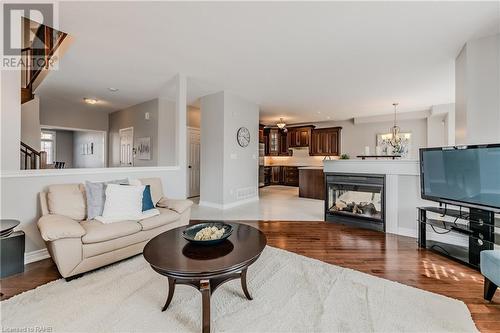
[108,87,119,92]
[84,98,98,105]
[326,116,331,120]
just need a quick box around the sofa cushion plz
[139,208,180,231]
[85,179,129,220]
[47,184,87,221]
[101,184,144,221]
[142,185,155,211]
[481,250,500,286]
[81,219,141,244]
[157,198,193,214]
[139,178,163,205]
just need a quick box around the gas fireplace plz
[325,173,385,232]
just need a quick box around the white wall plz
[200,91,259,208]
[1,70,21,171]
[455,34,500,144]
[21,96,41,150]
[73,131,106,168]
[200,92,225,206]
[54,130,74,168]
[222,92,259,205]
[40,96,109,132]
[158,98,177,166]
[108,99,159,167]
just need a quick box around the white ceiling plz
[36,1,499,124]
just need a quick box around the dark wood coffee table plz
[143,222,267,333]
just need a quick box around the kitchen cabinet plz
[287,126,314,148]
[309,127,342,156]
[299,168,325,200]
[264,166,272,186]
[270,166,282,184]
[259,124,265,143]
[265,128,289,156]
[266,129,280,156]
[282,166,299,186]
[264,166,299,186]
[279,131,290,156]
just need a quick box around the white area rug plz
[1,246,477,332]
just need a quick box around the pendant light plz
[389,103,402,147]
[276,118,286,129]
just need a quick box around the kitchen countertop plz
[263,165,322,168]
[297,166,323,170]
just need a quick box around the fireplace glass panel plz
[327,183,383,221]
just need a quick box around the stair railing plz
[20,142,47,170]
[21,23,67,91]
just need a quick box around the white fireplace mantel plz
[323,159,426,238]
[323,159,420,176]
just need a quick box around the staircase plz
[21,19,69,104]
[20,142,47,170]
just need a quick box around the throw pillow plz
[84,178,129,220]
[142,185,155,211]
[102,184,145,220]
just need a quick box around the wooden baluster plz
[39,151,47,169]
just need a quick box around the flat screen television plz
[420,144,500,212]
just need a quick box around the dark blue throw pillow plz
[142,185,155,211]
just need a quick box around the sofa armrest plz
[37,214,86,242]
[157,198,193,214]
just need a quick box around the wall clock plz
[237,127,250,147]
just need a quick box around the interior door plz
[187,127,201,197]
[119,127,133,167]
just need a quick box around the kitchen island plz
[298,167,324,200]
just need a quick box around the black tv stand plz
[418,205,498,269]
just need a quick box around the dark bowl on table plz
[182,222,233,246]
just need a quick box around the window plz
[40,130,56,164]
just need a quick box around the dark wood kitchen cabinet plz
[270,166,282,184]
[264,166,299,186]
[265,128,289,156]
[287,126,315,148]
[282,166,299,186]
[309,127,342,156]
[299,168,325,200]
[259,124,265,143]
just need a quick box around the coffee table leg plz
[241,268,253,300]
[200,279,211,333]
[162,277,176,312]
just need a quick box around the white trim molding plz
[25,248,50,264]
[0,166,181,178]
[199,196,259,210]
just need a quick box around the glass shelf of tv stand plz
[419,218,500,247]
[419,206,500,228]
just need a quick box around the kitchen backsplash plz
[264,147,337,166]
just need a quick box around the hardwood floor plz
[1,221,499,332]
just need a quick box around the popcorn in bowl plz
[194,226,226,241]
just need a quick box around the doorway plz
[119,127,134,167]
[187,127,200,197]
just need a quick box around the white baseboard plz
[25,248,50,264]
[199,196,259,210]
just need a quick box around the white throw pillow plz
[101,184,145,221]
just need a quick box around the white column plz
[455,34,500,144]
[1,70,21,171]
[175,74,188,198]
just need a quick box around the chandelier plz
[276,118,286,129]
[389,103,402,148]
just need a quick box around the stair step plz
[21,88,33,104]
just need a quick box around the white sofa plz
[37,177,192,279]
